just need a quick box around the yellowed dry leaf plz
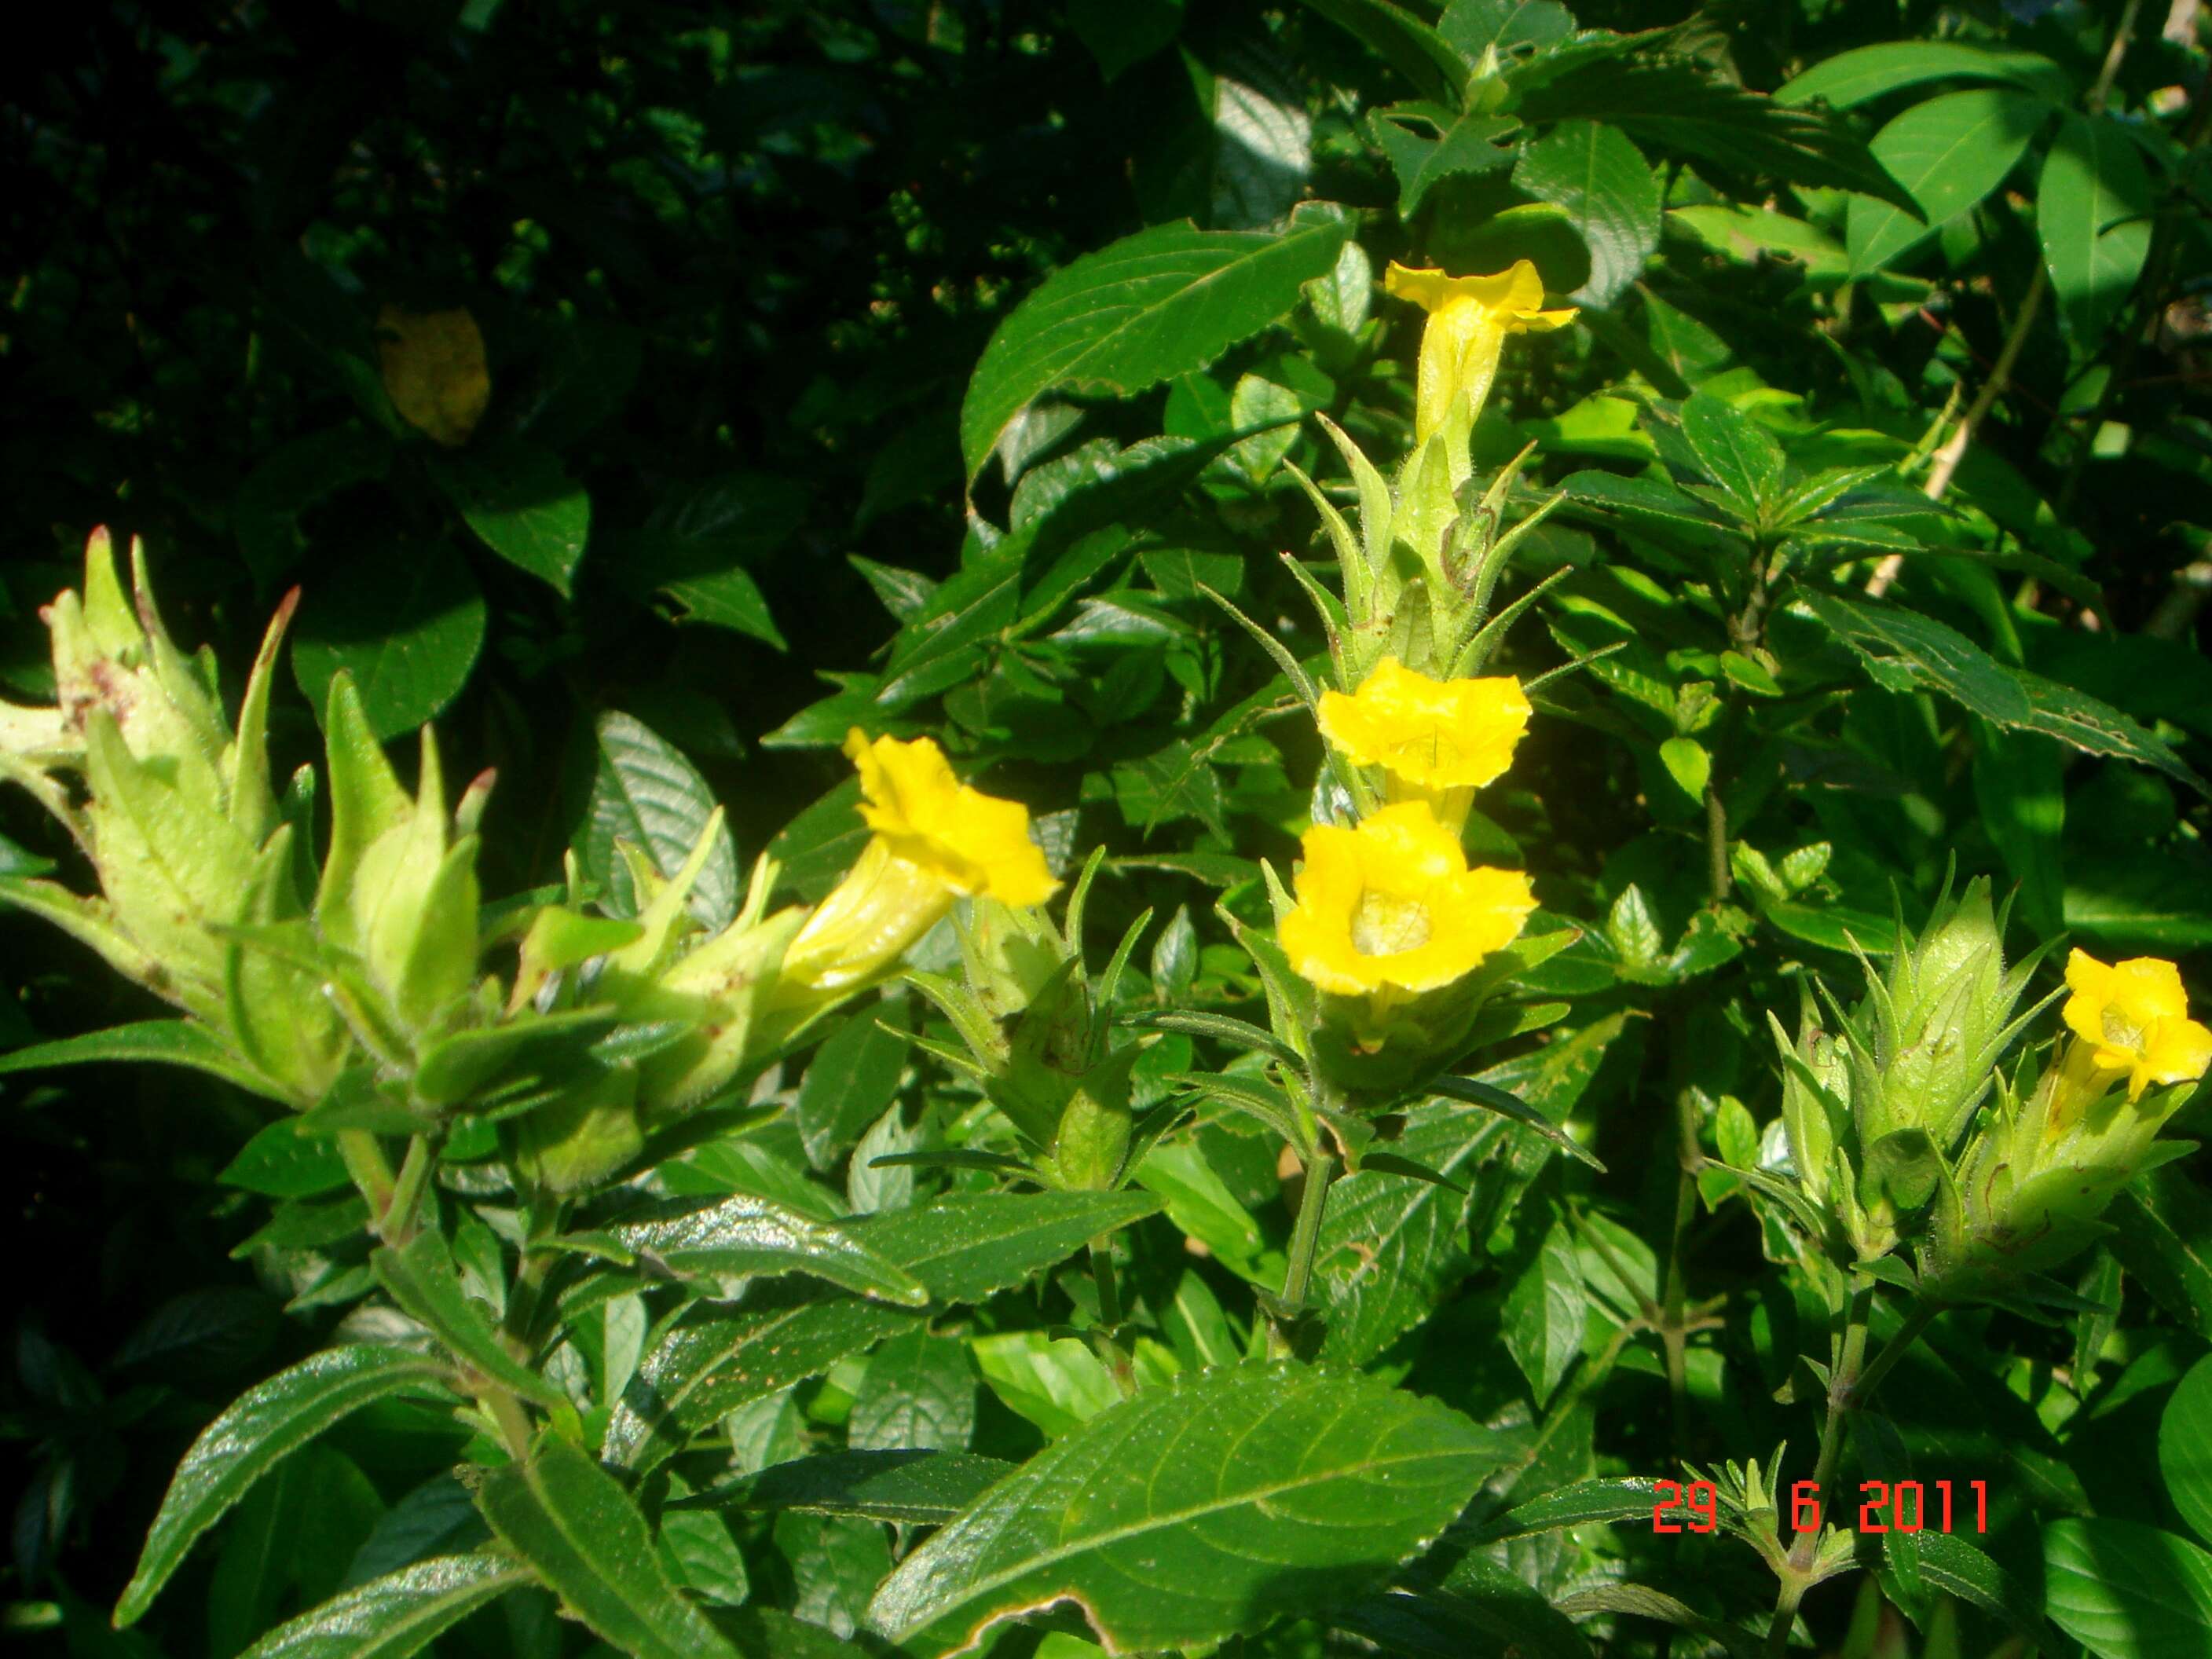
[377,305,490,447]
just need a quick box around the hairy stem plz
[1761,1280,1873,1659]
[338,1130,397,1220]
[1277,1149,1339,1321]
[379,1133,436,1249]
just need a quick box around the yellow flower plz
[1279,801,1533,998]
[779,731,1056,993]
[1384,260,1577,442]
[1317,657,1529,830]
[2061,949,2212,1104]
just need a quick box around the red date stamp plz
[1652,1479,1990,1534]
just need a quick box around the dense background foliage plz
[5,2,2212,1657]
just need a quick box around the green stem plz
[1090,1239,1123,1329]
[1277,1149,1339,1322]
[1762,1280,1873,1659]
[1659,1076,1704,1448]
[1088,1240,1136,1396]
[1847,1299,1941,1410]
[379,1133,437,1249]
[1704,782,1730,905]
[483,1384,535,1464]
[338,1130,397,1219]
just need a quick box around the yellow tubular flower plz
[779,731,1057,993]
[1317,657,1530,830]
[2061,949,2212,1104]
[1384,260,1577,442]
[1280,802,1534,998]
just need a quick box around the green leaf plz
[1295,0,1467,106]
[866,1360,1511,1656]
[797,1005,913,1167]
[1512,122,1660,306]
[1679,393,1785,517]
[1798,591,2032,723]
[233,1554,529,1659]
[1315,1103,1503,1364]
[1775,42,2070,109]
[958,204,1352,482]
[1428,1075,1604,1170]
[2018,671,2209,797]
[850,1326,978,1452]
[2163,1357,2212,1551]
[1657,736,1710,805]
[291,545,487,742]
[577,711,741,930]
[222,1120,356,1198]
[606,1192,1159,1470]
[115,1346,455,1626]
[2044,1518,2212,1659]
[616,472,803,650]
[1503,1208,1586,1405]
[1372,108,1518,218]
[0,1018,272,1097]
[2111,1170,2212,1342]
[432,441,590,598]
[1466,1475,1663,1543]
[474,1433,744,1659]
[1518,64,1921,214]
[857,1189,1163,1304]
[1340,1561,1592,1659]
[1845,90,2048,277]
[2038,112,2155,343]
[617,1196,929,1306]
[681,1450,1013,1526]
[370,1232,567,1408]
[234,427,396,586]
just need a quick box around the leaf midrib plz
[887,1417,1476,1633]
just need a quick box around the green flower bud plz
[1842,877,2040,1159]
[1923,1005,2206,1301]
[1,533,330,1106]
[1772,983,1848,1207]
[313,677,483,1046]
[908,886,1146,1190]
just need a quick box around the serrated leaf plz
[1679,394,1785,518]
[1799,591,2032,723]
[959,205,1351,482]
[866,1361,1509,1656]
[115,1346,456,1626]
[1845,90,2048,277]
[1519,64,1921,214]
[1372,108,1518,218]
[605,1192,1159,1470]
[577,711,741,929]
[1513,121,1659,306]
[617,1196,928,1306]
[233,1553,529,1659]
[475,1433,743,1659]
